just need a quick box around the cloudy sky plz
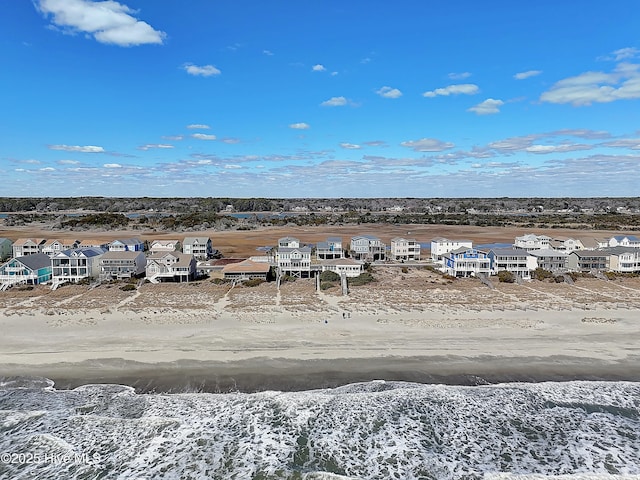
[2,1,640,197]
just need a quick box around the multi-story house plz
[99,251,147,280]
[12,238,47,258]
[42,239,79,257]
[530,249,568,272]
[108,238,145,252]
[350,235,386,261]
[430,238,472,263]
[0,238,13,261]
[0,253,52,289]
[598,235,640,249]
[390,237,421,261]
[222,259,271,281]
[488,248,537,280]
[567,251,609,273]
[514,234,551,251]
[442,247,491,278]
[182,237,213,260]
[149,239,181,255]
[146,252,197,283]
[603,247,640,273]
[276,237,312,277]
[316,237,344,260]
[51,247,107,285]
[549,237,584,252]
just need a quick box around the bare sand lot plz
[1,262,639,390]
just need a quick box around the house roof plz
[489,248,530,257]
[183,237,210,244]
[320,258,362,267]
[13,238,46,246]
[352,235,381,242]
[77,239,106,247]
[222,259,271,274]
[279,246,312,253]
[529,249,568,258]
[450,246,488,255]
[100,250,143,260]
[173,253,196,268]
[327,236,342,242]
[111,238,143,245]
[59,247,106,258]
[601,246,640,255]
[570,250,610,258]
[150,239,180,246]
[0,237,12,245]
[613,235,640,242]
[15,253,51,271]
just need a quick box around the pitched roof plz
[100,250,143,260]
[489,248,531,257]
[222,259,271,274]
[183,237,210,244]
[529,249,568,257]
[15,253,51,270]
[319,258,362,267]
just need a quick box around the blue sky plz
[1,1,639,198]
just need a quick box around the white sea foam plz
[0,380,638,479]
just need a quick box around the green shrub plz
[320,281,336,290]
[243,278,265,287]
[497,270,515,283]
[120,283,136,291]
[348,272,375,286]
[320,270,340,282]
[553,275,565,283]
[401,266,409,274]
[532,267,553,281]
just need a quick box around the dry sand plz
[1,266,639,391]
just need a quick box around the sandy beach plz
[1,266,639,391]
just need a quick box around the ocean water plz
[0,378,639,480]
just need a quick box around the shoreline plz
[2,354,640,393]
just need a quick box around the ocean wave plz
[0,379,638,479]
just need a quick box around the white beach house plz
[276,237,312,278]
[182,237,213,260]
[430,238,473,263]
[146,252,197,283]
[350,235,386,261]
[441,247,491,278]
[99,250,147,280]
[51,247,107,286]
[316,237,344,260]
[390,237,421,261]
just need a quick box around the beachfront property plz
[0,238,12,261]
[530,249,569,272]
[12,238,46,258]
[598,235,640,249]
[182,237,213,260]
[488,248,537,280]
[77,239,109,249]
[149,239,181,254]
[567,250,609,273]
[441,247,491,278]
[319,258,363,278]
[390,237,421,261]
[108,238,145,252]
[316,237,344,260]
[514,234,551,251]
[430,238,473,262]
[222,259,271,281]
[145,252,197,283]
[0,253,52,290]
[276,237,312,278]
[350,235,386,261]
[548,237,584,252]
[603,247,640,273]
[99,250,147,280]
[51,247,107,285]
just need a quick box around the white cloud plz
[187,124,210,130]
[312,64,326,72]
[57,159,81,165]
[191,133,217,140]
[400,138,454,152]
[183,64,221,77]
[35,0,165,46]
[49,144,105,153]
[514,70,542,80]
[138,144,174,151]
[525,144,592,154]
[263,50,274,56]
[39,167,56,172]
[321,96,348,107]
[339,143,361,149]
[612,47,639,61]
[540,63,640,106]
[601,138,640,150]
[162,135,184,141]
[289,123,310,130]
[221,137,241,144]
[448,72,471,80]
[467,98,504,115]
[103,163,122,168]
[423,83,479,97]
[376,86,402,99]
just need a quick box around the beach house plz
[530,249,568,272]
[488,248,536,280]
[12,238,47,258]
[145,252,197,283]
[51,247,107,286]
[149,239,181,254]
[390,238,421,261]
[603,247,640,273]
[430,238,473,263]
[316,237,344,260]
[350,235,386,261]
[99,250,147,280]
[599,235,640,249]
[0,253,52,290]
[319,258,363,278]
[548,237,584,252]
[442,247,491,278]
[0,238,12,261]
[567,251,609,273]
[514,234,551,251]
[276,237,312,277]
[108,238,145,252]
[182,237,213,260]
[222,259,271,281]
[42,239,79,257]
